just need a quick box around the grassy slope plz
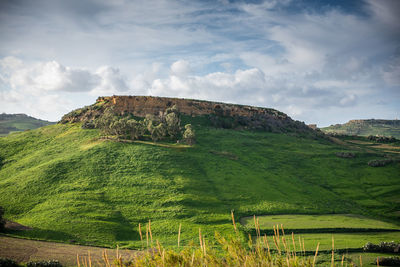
[321,120,400,138]
[0,119,399,249]
[0,114,55,136]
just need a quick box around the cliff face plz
[96,95,287,118]
[61,95,314,133]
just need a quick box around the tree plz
[144,114,159,134]
[165,104,179,115]
[165,112,181,139]
[183,124,196,145]
[126,119,145,140]
[151,123,167,142]
[94,107,118,135]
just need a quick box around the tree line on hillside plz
[82,105,196,145]
[367,135,398,143]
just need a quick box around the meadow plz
[0,116,399,257]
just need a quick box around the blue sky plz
[0,0,399,126]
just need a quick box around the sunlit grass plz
[0,121,399,249]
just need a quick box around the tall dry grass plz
[77,213,361,267]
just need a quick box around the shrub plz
[94,108,118,135]
[0,258,19,267]
[367,135,398,143]
[183,124,196,145]
[376,257,400,266]
[363,241,400,253]
[81,121,95,129]
[0,206,5,232]
[367,159,395,167]
[26,260,62,267]
[335,152,356,158]
[151,123,167,142]
[165,112,181,139]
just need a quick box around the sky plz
[0,0,399,126]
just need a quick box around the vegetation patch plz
[376,256,400,266]
[0,206,5,232]
[368,158,398,167]
[363,241,400,253]
[335,152,356,158]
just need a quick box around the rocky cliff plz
[60,95,314,133]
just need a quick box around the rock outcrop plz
[60,95,315,134]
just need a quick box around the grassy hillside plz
[321,119,400,138]
[0,113,55,136]
[0,116,399,250]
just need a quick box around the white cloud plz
[91,66,128,95]
[0,58,99,94]
[0,57,129,96]
[0,57,129,120]
[170,60,191,76]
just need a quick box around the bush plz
[363,241,400,253]
[26,260,62,267]
[376,257,400,266]
[165,112,181,139]
[151,123,167,142]
[367,159,395,167]
[183,124,196,145]
[367,135,398,143]
[0,206,5,232]
[335,152,355,158]
[81,121,95,129]
[0,258,19,267]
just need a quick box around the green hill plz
[0,98,399,250]
[0,113,55,136]
[321,119,400,138]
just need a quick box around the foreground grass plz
[0,121,399,249]
[74,217,391,267]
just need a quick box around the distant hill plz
[321,119,400,138]
[0,113,55,136]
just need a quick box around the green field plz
[0,117,399,250]
[315,252,400,267]
[268,232,400,251]
[241,214,400,230]
[242,214,400,251]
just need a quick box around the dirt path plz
[0,235,138,266]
